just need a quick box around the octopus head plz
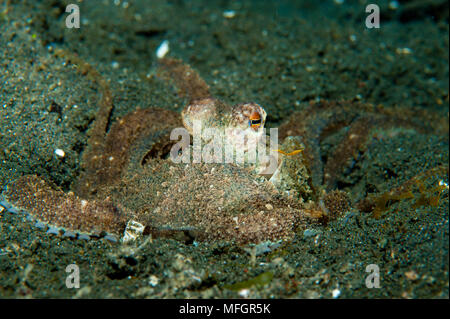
[181,97,222,135]
[231,102,266,132]
[228,102,267,152]
[181,98,268,153]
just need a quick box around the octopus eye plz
[249,112,262,130]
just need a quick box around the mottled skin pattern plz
[182,97,267,153]
[0,57,321,244]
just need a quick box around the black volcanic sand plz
[0,0,448,298]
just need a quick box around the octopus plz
[0,55,327,245]
[0,53,447,245]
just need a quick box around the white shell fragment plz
[156,40,169,59]
[396,47,413,55]
[238,288,250,298]
[54,148,65,157]
[148,275,160,287]
[332,288,341,298]
[122,220,145,243]
[223,10,236,18]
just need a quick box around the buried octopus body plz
[0,57,326,244]
[1,56,446,245]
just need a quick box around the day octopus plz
[0,56,341,245]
